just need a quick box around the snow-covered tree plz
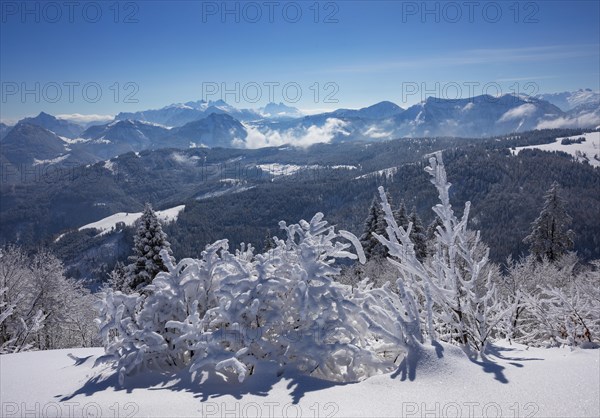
[127,203,175,291]
[107,261,131,293]
[524,181,575,262]
[0,246,97,353]
[0,286,18,353]
[351,276,425,369]
[373,152,506,353]
[337,256,400,292]
[95,290,147,382]
[262,229,276,252]
[0,246,35,353]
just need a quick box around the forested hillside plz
[1,128,598,284]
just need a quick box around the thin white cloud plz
[499,104,537,122]
[56,113,114,124]
[462,102,475,111]
[298,108,338,115]
[325,45,599,74]
[536,112,600,129]
[363,125,393,139]
[170,152,201,165]
[0,118,19,125]
[235,118,349,149]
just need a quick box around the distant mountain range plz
[536,89,600,111]
[1,90,598,167]
[115,99,270,126]
[392,95,564,137]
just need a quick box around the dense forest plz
[165,146,600,263]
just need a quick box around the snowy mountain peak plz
[536,89,600,111]
[18,112,84,139]
[260,102,303,118]
[209,99,229,107]
[182,100,208,110]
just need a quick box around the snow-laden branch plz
[373,151,505,353]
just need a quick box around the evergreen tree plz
[393,200,409,231]
[524,181,574,262]
[408,207,427,261]
[360,197,387,259]
[127,203,175,291]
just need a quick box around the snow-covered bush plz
[496,254,577,342]
[516,260,600,347]
[98,213,421,384]
[337,255,400,291]
[96,239,228,383]
[373,152,505,353]
[351,277,424,366]
[175,214,381,382]
[95,290,147,380]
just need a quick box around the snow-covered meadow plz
[77,205,186,236]
[512,131,600,167]
[1,341,598,417]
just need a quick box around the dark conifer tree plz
[524,181,574,262]
[393,200,409,231]
[360,197,387,259]
[127,203,175,291]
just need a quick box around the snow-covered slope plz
[78,205,185,235]
[1,341,598,417]
[257,163,321,176]
[512,131,600,167]
[355,166,398,179]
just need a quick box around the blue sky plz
[1,0,599,122]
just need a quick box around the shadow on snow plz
[57,358,349,405]
[58,341,539,403]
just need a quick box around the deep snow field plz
[1,341,598,417]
